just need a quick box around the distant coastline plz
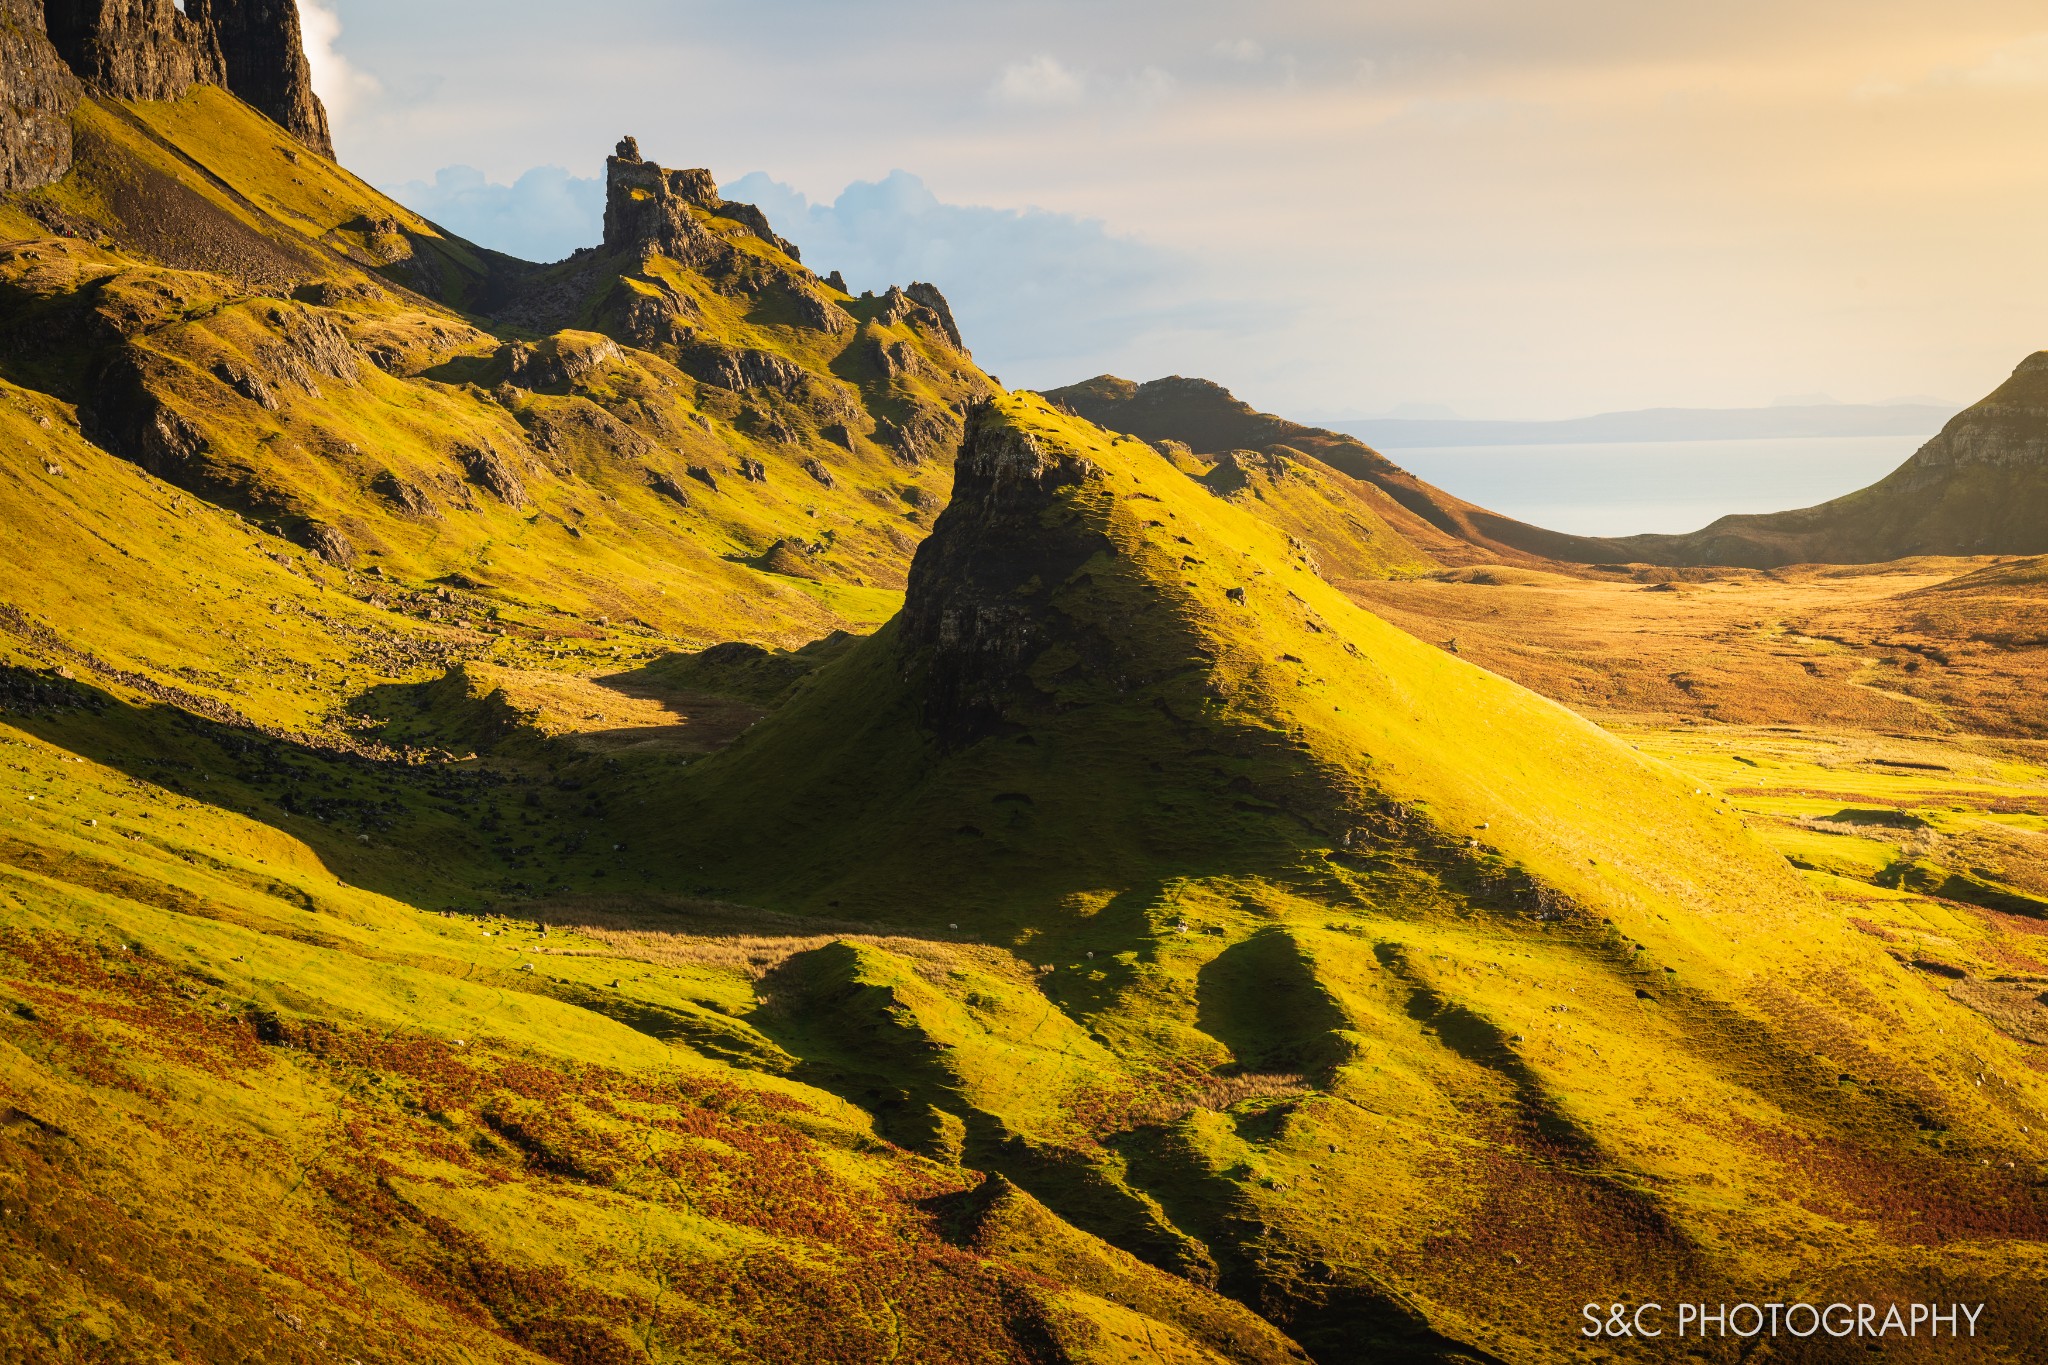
[1332,402,1959,449]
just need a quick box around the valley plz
[3,5,2048,1363]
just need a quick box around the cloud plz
[1858,31,2048,99]
[722,169,1261,385]
[1129,65,1176,107]
[299,1,382,128]
[1214,38,1265,63]
[382,165,604,262]
[989,55,1087,108]
[1956,31,2048,87]
[986,54,1177,113]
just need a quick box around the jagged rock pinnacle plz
[604,135,721,253]
[900,401,1099,747]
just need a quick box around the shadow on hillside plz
[0,664,571,908]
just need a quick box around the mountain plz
[1038,374,1632,571]
[613,393,2048,1358]
[1,24,995,678]
[0,12,1302,1358]
[5,11,2048,1364]
[1047,369,2048,573]
[1605,354,2048,566]
[1335,402,1955,450]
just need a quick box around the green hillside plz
[4,21,2048,1365]
[1046,362,2048,573]
[610,393,2048,1359]
[1039,376,1629,572]
[2,87,987,679]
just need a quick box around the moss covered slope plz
[627,394,2048,1359]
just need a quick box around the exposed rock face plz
[370,470,439,519]
[296,519,353,566]
[0,0,79,191]
[904,281,965,352]
[899,402,1100,747]
[42,0,224,101]
[602,135,803,261]
[187,0,332,156]
[498,332,623,392]
[460,441,529,507]
[874,408,960,465]
[10,0,331,189]
[604,137,720,253]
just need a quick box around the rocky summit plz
[3,7,2048,1365]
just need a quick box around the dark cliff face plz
[188,0,331,156]
[42,0,224,100]
[898,403,1102,748]
[5,0,331,191]
[1,0,79,191]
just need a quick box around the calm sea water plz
[1384,434,1934,538]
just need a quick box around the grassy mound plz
[611,394,2048,1358]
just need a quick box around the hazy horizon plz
[310,0,2048,421]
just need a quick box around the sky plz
[306,0,2048,420]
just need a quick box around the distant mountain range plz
[1335,402,1958,449]
[1044,369,2048,568]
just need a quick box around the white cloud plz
[1956,31,2048,87]
[300,1,382,127]
[1215,38,1265,63]
[383,165,603,262]
[1129,65,1176,107]
[990,55,1087,108]
[723,169,1265,384]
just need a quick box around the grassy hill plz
[4,36,2048,1365]
[1,87,988,675]
[1046,366,2048,574]
[611,394,2048,1360]
[1038,376,1632,573]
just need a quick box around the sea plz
[1382,434,1935,538]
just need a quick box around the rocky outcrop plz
[1,0,79,191]
[460,440,529,507]
[905,282,964,352]
[680,339,810,397]
[187,0,332,156]
[603,135,803,262]
[899,402,1100,747]
[42,0,224,101]
[8,0,331,189]
[874,408,960,465]
[497,332,623,393]
[604,136,719,254]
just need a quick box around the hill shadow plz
[0,663,579,908]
